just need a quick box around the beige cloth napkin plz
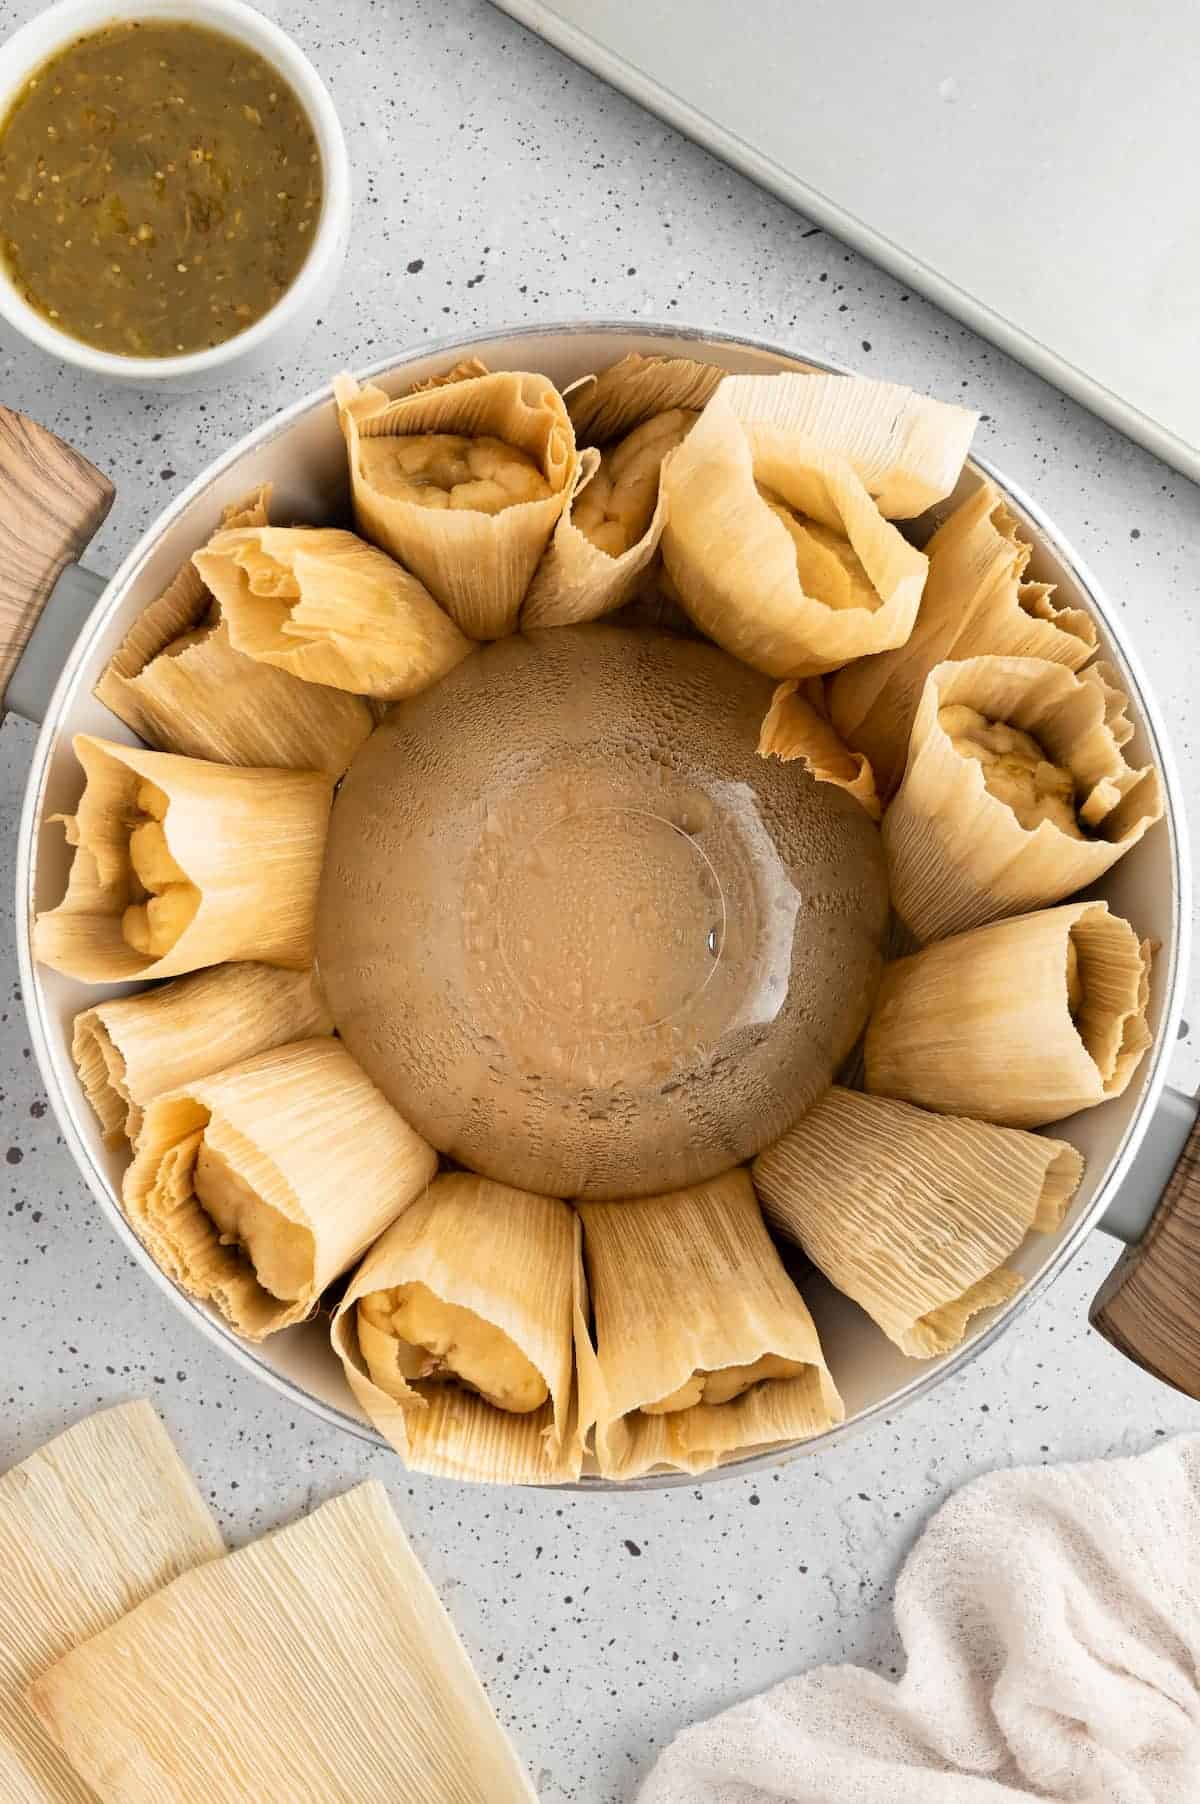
[641,1438,1200,1803]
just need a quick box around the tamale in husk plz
[752,1087,1084,1357]
[122,1038,437,1338]
[332,1173,584,1484]
[0,1402,222,1804]
[193,525,472,699]
[882,655,1163,942]
[830,479,1098,797]
[29,1482,537,1804]
[759,677,882,819]
[335,368,578,638]
[864,900,1153,1127]
[659,385,929,678]
[523,354,724,627]
[73,963,332,1147]
[94,487,373,776]
[33,735,332,982]
[578,1169,843,1479]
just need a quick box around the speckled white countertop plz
[2,3,1199,1798]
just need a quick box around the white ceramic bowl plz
[0,0,350,389]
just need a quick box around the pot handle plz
[0,406,114,721]
[1092,1087,1200,1395]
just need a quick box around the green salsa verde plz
[0,19,323,358]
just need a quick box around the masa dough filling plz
[757,484,879,612]
[575,407,698,556]
[357,433,552,514]
[359,1280,548,1414]
[939,703,1082,836]
[121,780,200,958]
[192,1139,311,1302]
[642,1352,808,1415]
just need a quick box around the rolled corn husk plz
[29,1481,537,1804]
[94,487,373,777]
[193,525,472,700]
[864,900,1153,1127]
[73,963,332,1148]
[759,677,881,819]
[33,735,332,983]
[332,1174,584,1485]
[829,480,1098,797]
[0,1402,222,1804]
[523,355,725,628]
[752,1087,1084,1357]
[882,656,1163,942]
[659,385,929,678]
[578,1169,843,1479]
[122,1038,437,1339]
[335,369,578,639]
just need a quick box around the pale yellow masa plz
[358,434,552,514]
[359,1280,548,1413]
[757,484,879,611]
[121,779,200,957]
[642,1352,807,1415]
[938,703,1082,836]
[192,1139,311,1302]
[575,407,698,556]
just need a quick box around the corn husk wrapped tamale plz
[95,487,373,776]
[882,655,1164,942]
[335,369,578,639]
[0,1402,222,1804]
[29,1482,537,1804]
[578,1169,843,1479]
[73,964,332,1148]
[759,677,882,819]
[752,1088,1084,1357]
[332,1174,584,1484]
[829,480,1097,797]
[864,901,1153,1127]
[193,525,472,699]
[122,1039,437,1339]
[522,354,724,628]
[659,384,930,678]
[33,736,332,983]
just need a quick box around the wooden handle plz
[0,406,114,712]
[1091,1106,1200,1395]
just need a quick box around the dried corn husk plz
[578,1169,843,1479]
[752,1087,1084,1357]
[95,487,373,776]
[410,355,491,391]
[717,370,977,517]
[33,735,332,983]
[73,964,332,1148]
[122,1038,436,1338]
[29,1481,537,1804]
[659,386,929,678]
[759,678,881,819]
[335,369,578,639]
[883,656,1163,942]
[0,1401,222,1804]
[332,1174,584,1484]
[193,525,472,700]
[830,480,1098,796]
[524,355,724,628]
[864,901,1153,1126]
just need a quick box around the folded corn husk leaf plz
[193,525,472,699]
[29,1481,537,1804]
[95,487,373,776]
[523,355,725,628]
[659,386,929,678]
[33,735,332,983]
[410,354,492,391]
[829,480,1098,797]
[865,900,1153,1127]
[123,1038,436,1338]
[752,1087,1084,1357]
[332,1173,584,1484]
[335,369,578,639]
[882,656,1164,942]
[759,677,882,819]
[74,963,332,1148]
[578,1168,843,1479]
[0,1401,222,1804]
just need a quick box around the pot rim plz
[14,317,1192,1489]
